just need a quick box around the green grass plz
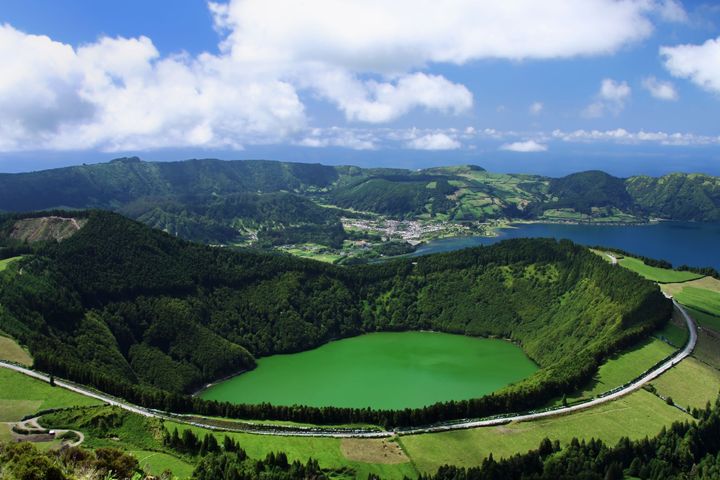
[0,335,33,366]
[650,357,720,410]
[686,307,720,332]
[400,389,689,474]
[693,328,720,370]
[554,338,676,405]
[0,256,22,271]
[675,286,720,317]
[0,424,13,442]
[130,450,194,479]
[164,421,417,480]
[654,321,689,348]
[618,257,703,283]
[0,369,101,421]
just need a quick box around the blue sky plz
[1,0,720,176]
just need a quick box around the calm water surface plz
[411,222,720,270]
[199,332,537,410]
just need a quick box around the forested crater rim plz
[0,211,673,426]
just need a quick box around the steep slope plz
[0,157,339,211]
[626,172,720,221]
[0,211,670,425]
[536,170,633,215]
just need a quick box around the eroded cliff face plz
[9,216,87,243]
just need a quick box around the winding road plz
[0,300,697,438]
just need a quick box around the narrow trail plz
[0,301,697,438]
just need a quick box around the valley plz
[2,158,720,267]
[1,160,719,479]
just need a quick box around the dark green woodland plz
[0,210,670,426]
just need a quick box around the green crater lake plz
[199,332,538,410]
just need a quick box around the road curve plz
[399,299,697,434]
[0,300,697,438]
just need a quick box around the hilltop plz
[0,159,718,258]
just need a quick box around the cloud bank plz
[0,0,687,151]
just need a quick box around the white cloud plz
[655,0,688,23]
[309,71,473,123]
[500,140,548,152]
[0,0,687,152]
[661,36,720,94]
[529,102,544,115]
[406,133,461,150]
[583,78,631,117]
[552,128,720,146]
[0,24,306,152]
[641,76,678,100]
[297,127,377,150]
[212,0,658,68]
[600,78,632,102]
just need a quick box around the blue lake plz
[411,222,720,271]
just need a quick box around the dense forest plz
[0,211,671,426]
[1,158,719,247]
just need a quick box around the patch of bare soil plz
[341,437,409,464]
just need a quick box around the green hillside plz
[538,170,634,215]
[1,159,720,254]
[0,211,670,427]
[627,172,720,221]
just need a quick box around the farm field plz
[674,286,720,317]
[617,256,703,283]
[554,338,675,405]
[685,307,720,333]
[400,389,689,474]
[0,369,100,422]
[0,335,32,366]
[650,357,720,410]
[164,420,417,479]
[654,315,690,348]
[693,328,720,370]
[661,276,720,296]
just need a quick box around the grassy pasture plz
[661,276,720,297]
[0,256,22,271]
[675,286,720,317]
[693,328,720,370]
[654,318,689,348]
[130,450,194,479]
[0,369,101,422]
[554,338,675,405]
[650,357,720,410]
[618,256,703,283]
[0,335,32,366]
[686,307,720,333]
[164,421,417,480]
[400,389,689,474]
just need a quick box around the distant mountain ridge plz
[1,157,718,247]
